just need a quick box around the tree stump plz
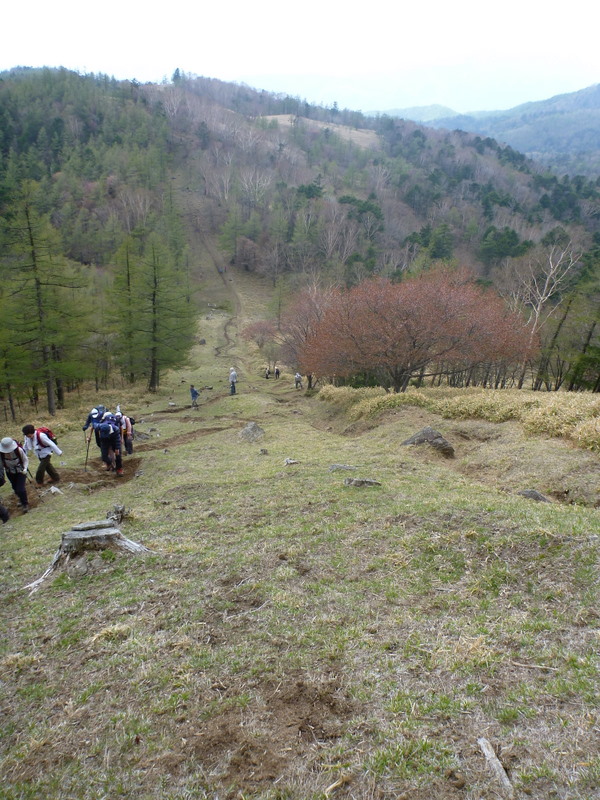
[23,519,151,595]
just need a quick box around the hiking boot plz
[22,506,29,514]
[116,468,124,476]
[36,483,44,488]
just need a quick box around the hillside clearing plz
[262,115,381,151]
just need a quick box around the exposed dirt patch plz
[1,457,142,516]
[134,426,242,452]
[185,672,354,794]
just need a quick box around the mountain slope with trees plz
[1,67,599,413]
[423,84,600,177]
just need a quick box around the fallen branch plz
[477,737,514,798]
[511,660,559,672]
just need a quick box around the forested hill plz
[424,84,600,177]
[1,67,599,413]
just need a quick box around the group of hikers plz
[83,405,134,476]
[0,405,134,522]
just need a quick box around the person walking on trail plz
[22,425,62,487]
[265,368,270,379]
[294,372,303,389]
[190,385,200,408]
[0,437,29,513]
[96,413,123,476]
[83,405,107,448]
[229,367,238,395]
[115,411,134,455]
[274,367,280,379]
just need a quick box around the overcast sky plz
[3,0,598,113]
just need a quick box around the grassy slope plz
[1,264,599,800]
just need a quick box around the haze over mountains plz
[379,84,600,176]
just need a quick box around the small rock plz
[329,464,357,472]
[239,422,265,442]
[401,426,455,458]
[518,489,551,502]
[343,478,381,487]
[284,458,299,465]
[259,448,269,455]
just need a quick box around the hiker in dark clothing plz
[83,405,107,448]
[190,385,199,408]
[98,413,123,476]
[0,437,29,512]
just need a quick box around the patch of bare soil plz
[1,457,143,517]
[134,425,242,452]
[183,672,354,795]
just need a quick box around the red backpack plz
[36,427,58,445]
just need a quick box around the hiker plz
[83,405,107,448]
[274,367,280,379]
[190,384,199,408]
[229,367,238,395]
[98,412,123,475]
[294,372,303,389]
[115,411,134,455]
[22,425,62,487]
[265,368,270,379]
[0,437,29,513]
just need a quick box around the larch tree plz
[0,183,92,414]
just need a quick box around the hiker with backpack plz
[115,410,134,455]
[98,412,123,476]
[0,437,29,513]
[190,385,199,408]
[83,405,107,448]
[22,425,63,487]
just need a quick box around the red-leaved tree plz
[299,270,536,391]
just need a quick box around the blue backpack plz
[99,415,120,438]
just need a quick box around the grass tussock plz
[321,385,600,450]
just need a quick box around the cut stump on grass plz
[23,519,151,595]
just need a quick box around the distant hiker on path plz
[190,385,199,408]
[0,437,29,513]
[229,367,238,395]
[265,368,270,379]
[274,367,280,379]
[22,425,62,487]
[294,372,303,389]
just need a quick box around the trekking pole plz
[26,469,41,495]
[84,435,91,472]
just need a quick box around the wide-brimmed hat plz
[0,437,17,453]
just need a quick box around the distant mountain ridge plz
[383,84,600,176]
[370,104,457,122]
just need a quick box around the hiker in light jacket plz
[229,367,238,395]
[0,437,29,512]
[22,425,63,487]
[115,411,134,455]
